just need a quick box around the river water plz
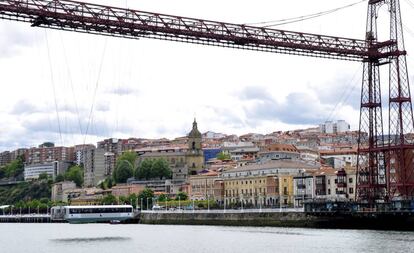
[1,223,414,253]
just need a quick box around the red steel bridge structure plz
[0,0,413,204]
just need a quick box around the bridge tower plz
[357,0,414,204]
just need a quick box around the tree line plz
[110,151,173,185]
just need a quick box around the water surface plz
[1,223,414,253]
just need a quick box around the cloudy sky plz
[1,0,414,151]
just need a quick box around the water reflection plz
[51,236,131,243]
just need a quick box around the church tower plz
[186,118,204,174]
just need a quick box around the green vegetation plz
[101,194,117,205]
[99,193,139,208]
[117,151,137,167]
[112,151,137,184]
[175,191,188,201]
[158,193,169,202]
[217,151,231,160]
[113,160,134,183]
[0,179,52,205]
[135,158,172,180]
[64,165,84,187]
[54,174,65,183]
[0,155,25,180]
[156,199,216,209]
[138,188,154,209]
[99,177,114,190]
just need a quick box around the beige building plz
[51,181,77,202]
[111,184,144,197]
[188,170,219,200]
[278,175,294,207]
[222,174,282,207]
[137,119,204,177]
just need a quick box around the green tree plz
[152,158,172,179]
[135,159,153,180]
[65,165,84,187]
[54,174,65,183]
[158,193,167,202]
[2,156,25,178]
[217,151,231,160]
[135,158,172,180]
[0,166,6,179]
[128,193,138,208]
[99,177,114,190]
[38,172,50,181]
[101,194,117,205]
[113,160,134,183]
[175,191,188,201]
[138,188,154,209]
[117,151,137,167]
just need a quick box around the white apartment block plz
[319,120,350,134]
[24,161,70,181]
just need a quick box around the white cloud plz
[0,0,413,151]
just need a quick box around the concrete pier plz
[0,214,52,223]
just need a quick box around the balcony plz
[297,184,306,189]
[336,182,347,188]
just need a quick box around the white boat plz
[51,205,134,223]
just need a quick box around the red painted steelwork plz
[0,0,398,61]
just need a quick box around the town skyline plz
[0,118,352,152]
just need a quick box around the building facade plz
[83,148,106,187]
[24,161,71,181]
[319,120,350,134]
[51,181,77,202]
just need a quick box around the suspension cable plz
[44,30,63,146]
[59,32,84,137]
[244,0,368,27]
[324,64,362,123]
[83,38,108,146]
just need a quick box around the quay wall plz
[139,211,414,230]
[140,211,322,227]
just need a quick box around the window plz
[328,189,331,195]
[349,188,354,194]
[328,179,331,185]
[284,178,287,183]
[349,178,353,183]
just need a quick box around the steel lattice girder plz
[0,0,402,61]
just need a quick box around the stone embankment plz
[139,210,414,230]
[139,210,319,227]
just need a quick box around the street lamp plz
[141,198,143,212]
[207,194,210,212]
[259,193,262,212]
[241,194,244,211]
[178,196,181,211]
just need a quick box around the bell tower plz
[186,118,204,174]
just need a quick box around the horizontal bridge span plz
[0,0,392,61]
